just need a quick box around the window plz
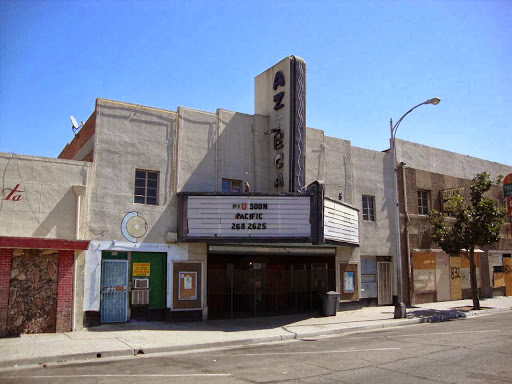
[417,190,430,215]
[360,257,377,298]
[362,195,375,221]
[222,178,242,193]
[134,170,158,205]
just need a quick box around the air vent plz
[131,290,150,305]
[133,278,149,289]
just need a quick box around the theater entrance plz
[207,247,336,319]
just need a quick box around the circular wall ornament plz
[121,211,148,243]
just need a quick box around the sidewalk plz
[1,296,510,369]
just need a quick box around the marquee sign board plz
[323,199,359,245]
[179,194,313,242]
[178,184,360,246]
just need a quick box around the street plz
[1,311,511,383]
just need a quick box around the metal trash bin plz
[319,291,340,316]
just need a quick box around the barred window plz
[134,170,158,205]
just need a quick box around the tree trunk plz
[468,247,480,310]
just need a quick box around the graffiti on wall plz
[450,267,461,280]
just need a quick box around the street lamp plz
[390,97,441,319]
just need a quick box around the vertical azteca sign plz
[254,56,306,193]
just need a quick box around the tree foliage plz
[428,172,506,310]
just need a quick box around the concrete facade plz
[54,57,366,325]
[0,154,90,240]
[63,96,364,324]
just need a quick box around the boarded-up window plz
[413,252,436,292]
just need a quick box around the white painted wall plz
[396,139,512,180]
[0,153,90,240]
[352,146,396,257]
[88,99,178,243]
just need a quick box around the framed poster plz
[179,271,197,301]
[344,271,355,293]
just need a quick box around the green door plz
[131,252,166,308]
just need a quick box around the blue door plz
[100,260,128,323]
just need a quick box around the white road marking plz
[240,347,400,356]
[3,374,232,378]
[347,329,501,339]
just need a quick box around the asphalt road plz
[1,311,511,383]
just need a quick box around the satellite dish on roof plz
[71,116,79,129]
[70,116,82,134]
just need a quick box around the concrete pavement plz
[1,296,510,369]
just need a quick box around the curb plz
[0,349,134,369]
[1,307,509,369]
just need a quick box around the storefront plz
[83,241,205,325]
[207,245,336,318]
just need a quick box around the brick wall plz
[58,112,96,161]
[56,250,74,333]
[0,248,12,337]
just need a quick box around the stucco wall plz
[177,107,218,193]
[396,139,512,180]
[0,153,89,240]
[305,128,354,203]
[352,147,396,257]
[88,99,178,243]
[177,107,272,194]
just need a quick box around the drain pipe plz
[400,164,412,305]
[72,185,86,331]
[72,186,86,240]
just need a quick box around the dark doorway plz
[207,254,334,319]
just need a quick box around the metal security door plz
[100,260,128,323]
[377,262,392,305]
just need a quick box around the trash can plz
[319,291,340,316]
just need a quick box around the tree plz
[429,172,506,310]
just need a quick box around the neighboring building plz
[0,154,90,336]
[394,139,512,305]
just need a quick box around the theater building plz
[55,56,400,327]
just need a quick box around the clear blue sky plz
[1,0,510,165]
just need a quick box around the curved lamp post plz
[391,97,441,319]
